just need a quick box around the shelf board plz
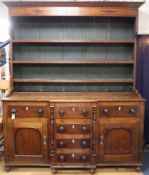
[13,60,134,65]
[13,79,133,83]
[4,1,144,8]
[12,40,134,44]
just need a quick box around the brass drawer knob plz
[59,110,65,117]
[59,126,65,133]
[82,110,89,117]
[59,155,65,162]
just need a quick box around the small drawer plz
[99,102,140,118]
[55,106,92,119]
[56,139,91,148]
[55,124,92,134]
[8,105,48,118]
[55,153,90,163]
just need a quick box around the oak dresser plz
[2,1,145,173]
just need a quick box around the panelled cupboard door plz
[98,118,140,163]
[5,118,48,164]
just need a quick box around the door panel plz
[6,118,48,164]
[15,128,42,155]
[98,118,140,163]
[104,128,131,155]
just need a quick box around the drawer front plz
[99,102,140,118]
[56,139,91,148]
[55,124,92,135]
[55,106,92,119]
[55,153,91,163]
[8,105,48,118]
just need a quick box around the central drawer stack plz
[50,102,97,168]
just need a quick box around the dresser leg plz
[5,166,11,172]
[51,168,57,174]
[136,166,141,172]
[90,168,96,174]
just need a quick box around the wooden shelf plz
[4,1,144,8]
[12,40,134,44]
[13,60,134,65]
[13,79,133,83]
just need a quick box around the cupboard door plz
[98,118,140,163]
[5,118,48,164]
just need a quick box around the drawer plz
[56,139,91,148]
[55,124,92,135]
[55,106,92,119]
[8,105,48,118]
[99,102,140,118]
[55,153,90,163]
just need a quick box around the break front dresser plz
[2,1,145,173]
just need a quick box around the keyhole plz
[72,107,75,112]
[72,154,75,158]
[118,106,121,111]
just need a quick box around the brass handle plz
[99,136,104,145]
[43,136,47,145]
